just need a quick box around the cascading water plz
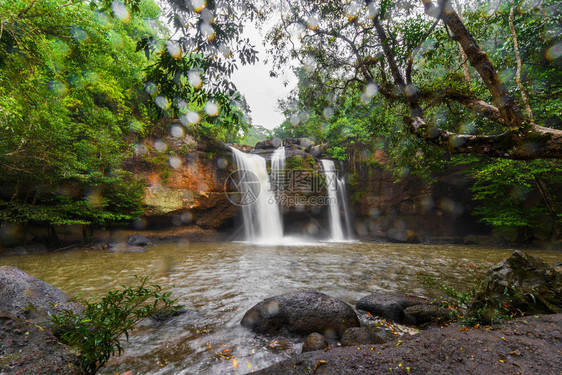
[337,176,354,239]
[270,146,286,194]
[320,159,345,241]
[229,147,283,243]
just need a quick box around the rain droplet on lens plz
[323,107,334,119]
[154,140,167,152]
[200,23,215,41]
[307,15,319,30]
[169,156,182,169]
[188,71,202,89]
[166,40,182,59]
[134,144,148,155]
[111,1,130,23]
[171,125,184,138]
[155,95,170,109]
[144,81,157,94]
[205,102,219,116]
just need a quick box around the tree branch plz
[432,0,526,130]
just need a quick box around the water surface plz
[1,242,560,374]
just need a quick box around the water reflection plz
[1,242,559,374]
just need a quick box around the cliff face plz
[127,131,489,243]
[349,164,490,243]
[125,129,239,231]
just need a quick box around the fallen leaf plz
[313,360,326,372]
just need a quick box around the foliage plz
[0,0,163,229]
[49,276,183,375]
[450,156,562,241]
[418,265,525,326]
[263,0,562,159]
[237,124,272,147]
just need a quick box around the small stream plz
[1,242,560,374]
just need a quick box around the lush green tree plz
[0,0,161,235]
[263,0,561,159]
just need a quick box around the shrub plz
[418,265,524,326]
[49,277,183,374]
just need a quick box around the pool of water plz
[1,241,560,374]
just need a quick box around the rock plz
[403,304,451,325]
[0,266,83,324]
[241,290,360,339]
[251,314,562,375]
[341,327,389,347]
[90,242,108,251]
[255,138,282,149]
[302,333,329,353]
[356,293,449,325]
[471,251,562,323]
[0,311,83,375]
[108,244,146,253]
[387,229,420,243]
[126,234,153,247]
[4,244,48,255]
[309,145,323,158]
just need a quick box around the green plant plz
[49,277,183,374]
[418,265,524,326]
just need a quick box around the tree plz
[0,0,161,234]
[138,0,263,135]
[263,0,561,159]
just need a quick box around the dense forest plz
[1,0,561,243]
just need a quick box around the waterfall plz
[230,147,283,243]
[270,146,285,194]
[337,176,354,239]
[320,160,345,241]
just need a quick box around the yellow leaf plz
[313,360,327,372]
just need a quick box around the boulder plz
[0,266,82,324]
[340,327,392,347]
[255,138,282,149]
[470,251,562,323]
[302,332,329,353]
[126,234,153,247]
[356,293,450,325]
[0,311,83,375]
[108,244,146,253]
[241,290,360,339]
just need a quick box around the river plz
[1,241,560,374]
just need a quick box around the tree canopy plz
[263,0,561,159]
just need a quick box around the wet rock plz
[0,311,83,375]
[471,251,562,323]
[108,244,146,253]
[0,266,83,324]
[251,314,562,375]
[302,333,329,353]
[309,145,323,158]
[341,327,391,347]
[386,229,420,243]
[90,242,108,251]
[241,290,360,339]
[403,304,451,325]
[356,293,449,325]
[4,244,49,255]
[127,234,153,247]
[255,138,282,149]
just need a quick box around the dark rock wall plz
[349,164,490,242]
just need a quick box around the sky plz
[230,23,297,130]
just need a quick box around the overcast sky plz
[230,23,297,130]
